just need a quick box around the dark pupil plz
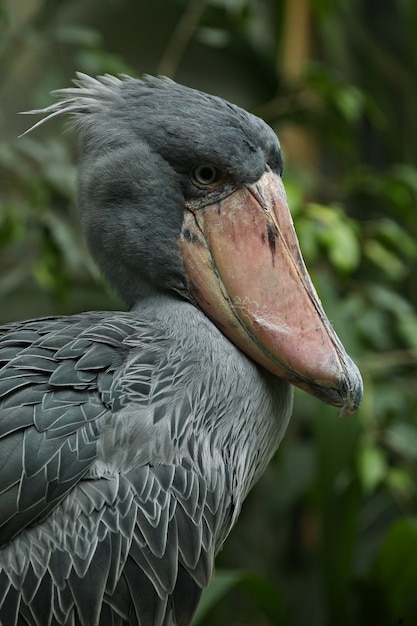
[198,166,215,183]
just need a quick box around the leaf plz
[335,85,365,123]
[384,422,417,461]
[55,25,104,47]
[191,571,244,624]
[386,468,414,499]
[364,240,407,280]
[372,519,417,620]
[325,221,360,272]
[191,570,292,626]
[397,313,417,349]
[304,203,360,272]
[391,164,417,196]
[376,219,417,260]
[358,443,387,494]
[196,27,230,48]
[239,572,291,625]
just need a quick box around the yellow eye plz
[192,164,221,186]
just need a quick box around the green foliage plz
[296,202,361,272]
[192,570,292,625]
[1,1,417,625]
[359,519,417,624]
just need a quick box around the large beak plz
[180,170,363,416]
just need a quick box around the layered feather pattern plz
[0,308,290,625]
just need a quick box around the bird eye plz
[191,164,221,186]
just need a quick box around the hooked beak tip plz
[332,355,363,416]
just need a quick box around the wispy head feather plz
[20,72,131,136]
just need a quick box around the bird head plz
[23,73,363,415]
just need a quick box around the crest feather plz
[20,72,130,136]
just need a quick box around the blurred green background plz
[1,1,417,624]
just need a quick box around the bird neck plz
[129,290,190,323]
[129,292,292,510]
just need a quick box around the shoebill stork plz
[0,74,362,625]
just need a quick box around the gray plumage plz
[1,73,360,625]
[0,304,290,625]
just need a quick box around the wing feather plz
[0,583,21,625]
[0,313,152,545]
[68,533,113,626]
[0,310,239,624]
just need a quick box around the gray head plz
[25,73,283,305]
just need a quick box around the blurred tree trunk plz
[279,0,316,170]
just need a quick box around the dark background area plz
[1,1,417,624]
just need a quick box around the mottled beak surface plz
[180,170,363,416]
